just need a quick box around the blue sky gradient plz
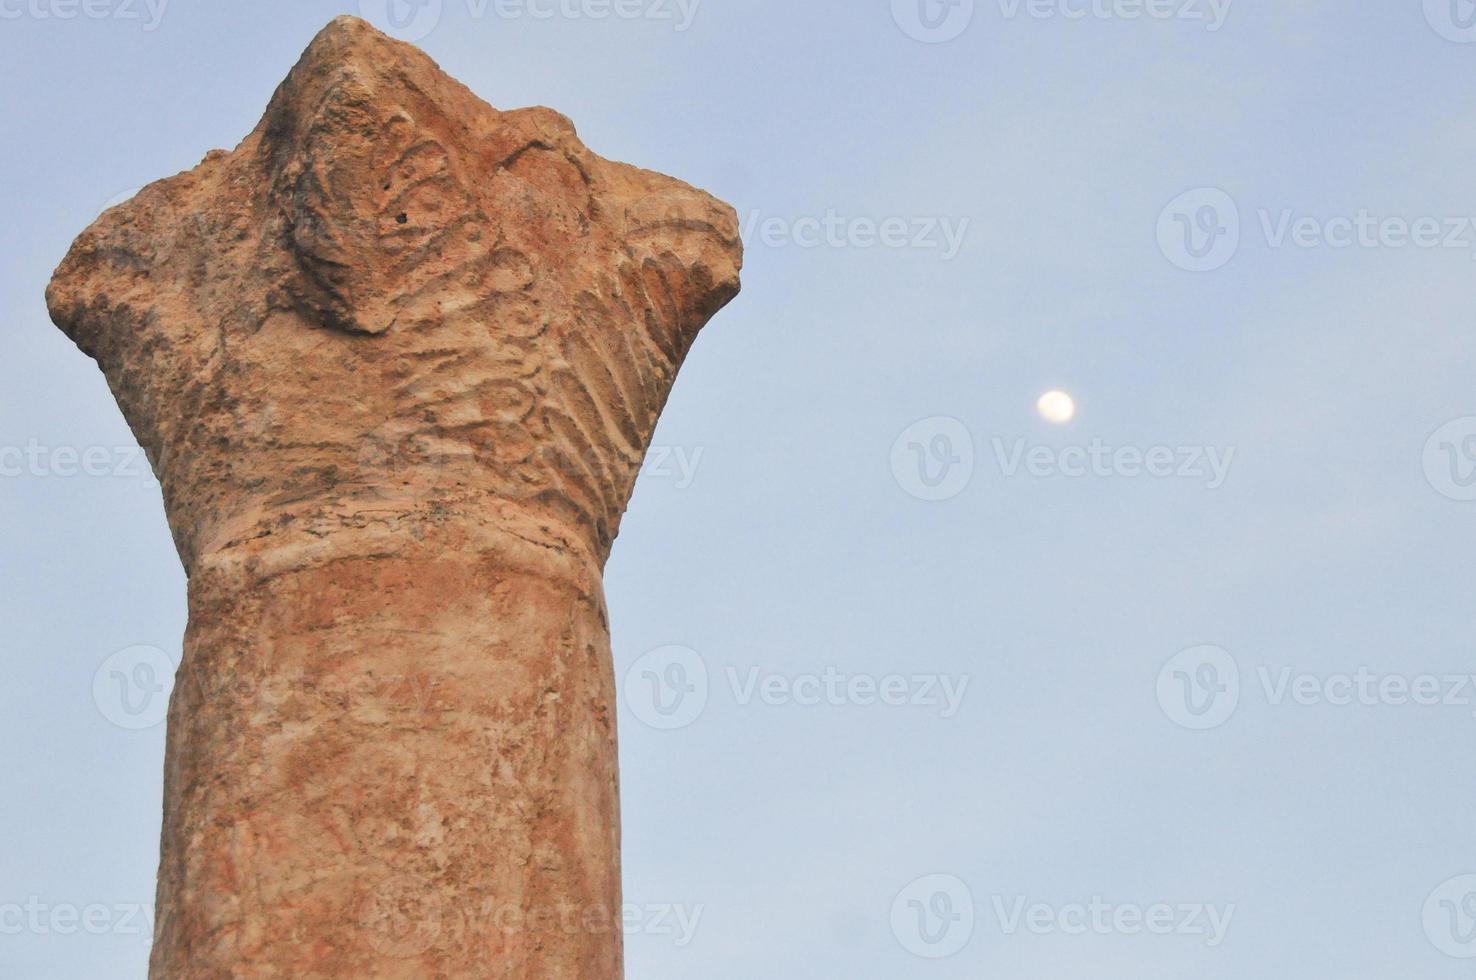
[4,1,1476,976]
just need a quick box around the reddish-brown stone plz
[46,15,741,977]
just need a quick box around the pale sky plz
[4,1,1476,977]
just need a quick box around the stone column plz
[46,17,741,978]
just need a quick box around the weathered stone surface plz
[46,15,740,978]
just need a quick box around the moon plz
[1037,390,1076,424]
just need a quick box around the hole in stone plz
[396,213,409,224]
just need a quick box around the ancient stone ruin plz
[46,16,741,977]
